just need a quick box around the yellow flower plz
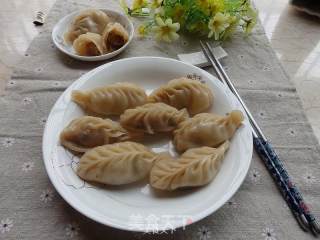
[120,0,129,14]
[152,17,180,42]
[243,7,258,34]
[172,4,185,24]
[197,0,209,9]
[208,12,231,40]
[151,0,163,8]
[155,6,165,17]
[138,25,147,36]
[197,0,223,15]
[221,16,238,40]
[132,0,148,10]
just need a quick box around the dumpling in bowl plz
[173,110,244,153]
[102,22,129,52]
[73,32,104,56]
[64,9,110,44]
[148,77,213,115]
[77,142,157,185]
[60,116,139,153]
[71,82,147,116]
[150,141,230,190]
[120,103,189,134]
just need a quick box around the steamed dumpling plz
[71,82,147,116]
[102,22,129,52]
[73,32,104,56]
[150,141,230,190]
[64,9,110,44]
[174,110,244,153]
[77,142,157,185]
[148,77,213,115]
[120,103,189,134]
[60,116,139,153]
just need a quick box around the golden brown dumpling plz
[64,9,110,44]
[150,141,230,190]
[173,110,243,153]
[148,77,213,115]
[102,22,129,52]
[60,116,139,153]
[120,103,189,134]
[71,82,147,116]
[73,33,104,56]
[77,142,157,185]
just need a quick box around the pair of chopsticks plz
[200,40,320,236]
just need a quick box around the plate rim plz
[42,56,253,231]
[51,8,134,61]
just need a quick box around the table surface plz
[0,0,319,239]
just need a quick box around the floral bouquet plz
[120,0,257,42]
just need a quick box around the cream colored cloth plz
[0,0,319,239]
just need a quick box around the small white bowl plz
[52,8,134,61]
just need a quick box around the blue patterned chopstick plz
[253,136,309,231]
[200,40,320,235]
[259,139,320,234]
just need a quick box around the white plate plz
[42,57,253,232]
[52,9,134,61]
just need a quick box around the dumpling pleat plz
[71,82,147,116]
[60,116,135,153]
[148,77,213,115]
[77,142,156,185]
[73,32,104,56]
[102,22,129,52]
[64,9,110,44]
[120,103,189,134]
[173,110,244,152]
[150,141,230,190]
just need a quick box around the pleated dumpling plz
[120,103,189,134]
[73,32,104,56]
[150,141,230,190]
[102,22,129,52]
[77,142,157,185]
[64,9,110,44]
[174,110,244,153]
[71,82,147,116]
[60,116,139,153]
[148,77,213,115]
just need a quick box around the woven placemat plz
[0,0,319,239]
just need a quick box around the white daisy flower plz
[262,227,277,240]
[0,218,13,233]
[262,65,271,71]
[249,168,261,183]
[22,97,32,105]
[65,222,80,238]
[2,138,15,148]
[304,172,317,184]
[40,117,47,125]
[52,81,61,87]
[22,162,34,172]
[196,226,212,240]
[40,189,54,203]
[226,199,238,209]
[7,80,16,87]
